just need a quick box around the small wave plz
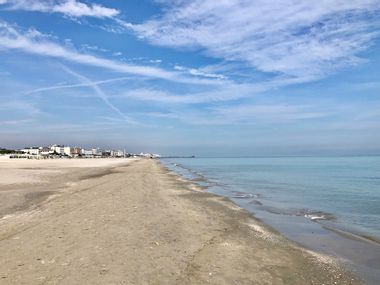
[173,163,203,177]
[295,209,336,221]
[191,177,209,183]
[260,206,336,221]
[303,211,336,221]
[304,214,330,221]
[166,161,218,189]
[232,191,260,199]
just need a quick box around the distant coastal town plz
[0,145,160,159]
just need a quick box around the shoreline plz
[0,158,361,284]
[161,159,380,285]
[163,159,380,244]
[319,223,380,247]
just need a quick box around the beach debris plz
[154,241,160,246]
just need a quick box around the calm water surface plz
[161,156,380,284]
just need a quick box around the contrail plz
[60,65,132,122]
[24,76,134,95]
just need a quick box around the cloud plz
[174,65,226,79]
[0,119,33,125]
[0,21,223,85]
[6,0,119,18]
[0,100,44,115]
[123,89,201,104]
[211,104,328,123]
[24,76,134,95]
[25,79,266,105]
[138,102,329,126]
[80,43,110,53]
[129,0,380,83]
[122,83,267,104]
[59,65,135,123]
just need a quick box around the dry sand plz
[0,158,133,185]
[0,158,361,284]
[0,158,135,218]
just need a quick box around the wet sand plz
[0,159,361,284]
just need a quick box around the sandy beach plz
[0,158,361,284]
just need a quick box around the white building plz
[72,147,82,156]
[114,150,125,157]
[40,147,52,156]
[51,145,65,155]
[0,154,11,159]
[81,149,93,157]
[21,147,40,155]
[63,146,73,157]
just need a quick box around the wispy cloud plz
[174,65,226,79]
[0,21,223,85]
[3,0,119,18]
[122,83,267,104]
[127,0,380,83]
[0,21,171,80]
[0,118,33,125]
[24,75,261,105]
[27,80,267,105]
[210,104,328,123]
[160,99,380,127]
[24,76,135,95]
[123,89,201,104]
[60,65,135,123]
[140,103,330,126]
[0,99,45,116]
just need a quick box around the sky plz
[0,0,380,156]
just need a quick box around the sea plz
[160,156,380,284]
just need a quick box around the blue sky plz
[0,0,379,156]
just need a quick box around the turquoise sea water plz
[161,156,380,283]
[162,156,380,239]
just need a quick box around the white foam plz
[304,214,326,221]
